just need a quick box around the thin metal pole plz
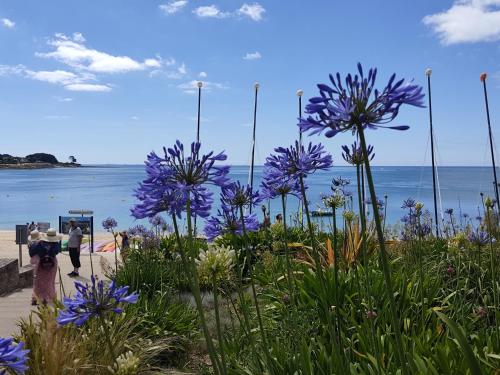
[426,68,440,237]
[297,89,304,228]
[249,82,259,214]
[196,81,202,142]
[297,89,303,146]
[481,73,500,216]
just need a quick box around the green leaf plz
[435,311,482,375]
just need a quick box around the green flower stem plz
[172,211,222,375]
[358,125,408,374]
[212,272,228,375]
[281,193,295,301]
[356,163,382,373]
[99,314,116,361]
[238,206,268,350]
[298,176,326,288]
[417,212,425,330]
[485,206,499,346]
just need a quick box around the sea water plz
[0,165,496,231]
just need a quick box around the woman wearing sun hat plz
[30,228,62,305]
[28,230,42,305]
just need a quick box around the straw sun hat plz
[43,228,62,242]
[29,230,41,241]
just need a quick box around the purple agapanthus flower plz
[132,141,229,219]
[149,215,166,227]
[261,160,302,199]
[402,198,416,210]
[342,142,375,165]
[298,63,425,138]
[365,197,385,209]
[468,231,491,247]
[204,209,260,241]
[0,337,29,375]
[57,277,138,327]
[127,225,147,237]
[220,181,262,209]
[332,176,350,188]
[102,217,117,231]
[266,141,333,181]
[445,208,454,215]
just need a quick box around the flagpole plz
[249,82,259,214]
[481,73,500,215]
[426,68,440,237]
[196,81,202,142]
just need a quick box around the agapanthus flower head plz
[340,188,353,198]
[365,197,385,209]
[342,142,374,165]
[102,217,117,232]
[342,210,357,222]
[332,176,350,188]
[132,140,229,219]
[196,244,236,284]
[127,225,147,237]
[415,222,431,237]
[445,208,454,215]
[57,277,138,327]
[298,63,425,137]
[322,193,345,209]
[0,337,29,375]
[401,198,416,210]
[468,231,491,247]
[266,141,333,180]
[148,214,166,227]
[261,161,302,199]
[204,209,260,241]
[462,213,469,219]
[220,181,262,210]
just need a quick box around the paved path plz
[0,231,114,337]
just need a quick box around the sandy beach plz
[0,230,116,337]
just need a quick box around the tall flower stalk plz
[132,140,229,375]
[102,217,119,274]
[261,160,302,300]
[300,63,425,373]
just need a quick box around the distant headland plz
[0,153,81,169]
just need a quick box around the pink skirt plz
[33,256,58,302]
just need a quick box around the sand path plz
[0,230,115,337]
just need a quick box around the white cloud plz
[65,83,112,92]
[193,5,230,18]
[160,1,188,14]
[178,79,228,93]
[1,18,15,29]
[37,33,163,73]
[55,96,74,102]
[131,115,140,120]
[26,70,81,85]
[199,71,207,77]
[243,51,262,60]
[0,64,25,76]
[238,3,265,21]
[423,0,500,44]
[177,63,187,75]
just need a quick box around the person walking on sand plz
[29,228,61,305]
[67,218,83,277]
[28,230,41,305]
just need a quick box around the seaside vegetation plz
[5,64,500,374]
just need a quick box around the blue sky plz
[0,0,499,166]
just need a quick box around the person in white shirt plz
[67,218,83,277]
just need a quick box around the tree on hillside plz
[68,155,77,164]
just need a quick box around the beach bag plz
[39,254,55,269]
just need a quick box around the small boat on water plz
[311,210,333,217]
